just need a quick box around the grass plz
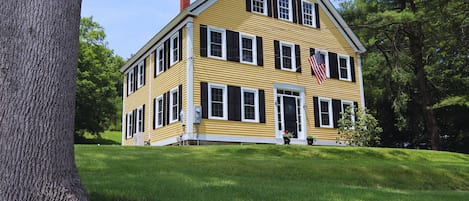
[75,130,121,145]
[75,145,469,201]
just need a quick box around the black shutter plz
[246,0,252,12]
[267,0,273,17]
[153,99,156,129]
[274,40,280,69]
[142,105,145,132]
[329,52,339,79]
[228,86,241,121]
[315,3,320,28]
[164,39,170,70]
[165,91,170,125]
[295,44,301,73]
[297,0,303,24]
[226,30,240,62]
[201,82,208,119]
[126,73,129,97]
[332,99,341,128]
[125,114,128,139]
[154,51,157,78]
[200,25,208,57]
[162,93,167,126]
[292,0,298,23]
[350,56,356,82]
[259,89,266,123]
[133,67,137,92]
[310,48,315,75]
[179,29,183,61]
[178,85,183,121]
[273,0,278,19]
[313,97,320,127]
[256,36,264,66]
[353,101,359,113]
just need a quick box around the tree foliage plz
[338,0,468,152]
[337,107,382,147]
[76,17,124,136]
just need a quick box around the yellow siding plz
[192,0,362,141]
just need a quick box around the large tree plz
[339,0,468,151]
[0,0,88,200]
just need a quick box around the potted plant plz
[307,135,316,145]
[283,130,292,145]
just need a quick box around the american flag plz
[308,52,327,85]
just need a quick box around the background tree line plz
[337,0,468,153]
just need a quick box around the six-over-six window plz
[252,0,267,15]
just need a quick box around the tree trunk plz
[0,0,88,200]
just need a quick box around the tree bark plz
[0,0,88,200]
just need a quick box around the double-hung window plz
[280,42,295,71]
[278,0,292,21]
[127,70,134,95]
[318,98,333,128]
[341,100,355,123]
[338,55,351,81]
[241,88,259,122]
[208,27,226,60]
[136,106,144,133]
[302,0,316,27]
[137,61,144,88]
[239,33,257,65]
[156,45,164,76]
[252,0,267,15]
[316,49,330,77]
[208,83,227,120]
[170,87,179,123]
[155,96,163,128]
[126,111,133,138]
[170,34,179,66]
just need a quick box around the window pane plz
[282,45,292,69]
[279,0,290,20]
[302,2,314,26]
[210,31,222,57]
[244,92,255,105]
[253,0,265,14]
[211,88,223,102]
[320,101,329,112]
[321,114,330,125]
[244,106,255,119]
[212,103,223,117]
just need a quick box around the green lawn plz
[75,131,121,145]
[75,145,469,201]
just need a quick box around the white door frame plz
[273,83,306,141]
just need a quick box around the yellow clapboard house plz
[120,0,366,146]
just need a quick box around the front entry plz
[283,96,298,138]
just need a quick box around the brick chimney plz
[180,0,190,12]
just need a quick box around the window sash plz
[137,107,143,133]
[208,83,227,120]
[241,88,259,122]
[156,46,164,75]
[156,97,163,127]
[127,71,134,94]
[338,55,351,81]
[170,88,179,123]
[319,98,333,128]
[278,0,292,21]
[171,34,179,65]
[302,1,316,27]
[126,112,133,138]
[240,34,257,65]
[252,0,267,15]
[137,62,144,88]
[280,42,295,71]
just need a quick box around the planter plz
[307,138,314,145]
[283,137,291,145]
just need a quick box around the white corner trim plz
[185,21,194,135]
[358,54,366,108]
[121,95,126,146]
[147,54,153,142]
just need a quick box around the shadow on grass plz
[75,135,120,145]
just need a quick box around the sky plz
[81,0,342,59]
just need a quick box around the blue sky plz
[81,0,343,59]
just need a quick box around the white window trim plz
[280,41,296,72]
[338,54,352,81]
[341,100,356,123]
[318,97,333,128]
[301,0,317,28]
[170,33,179,66]
[241,87,259,123]
[207,26,227,60]
[315,49,330,78]
[252,0,267,15]
[278,0,293,22]
[136,106,144,133]
[127,70,134,95]
[239,33,258,65]
[126,111,133,138]
[137,61,144,89]
[208,83,228,120]
[169,87,179,124]
[155,95,164,128]
[156,45,164,76]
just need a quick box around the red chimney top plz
[180,0,190,12]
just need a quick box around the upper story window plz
[252,0,267,15]
[208,27,226,60]
[170,34,179,66]
[127,70,134,95]
[280,42,295,71]
[156,45,164,76]
[278,0,292,21]
[241,88,259,122]
[302,1,316,27]
[338,55,351,81]
[208,83,227,120]
[137,61,145,88]
[170,87,179,123]
[316,49,330,77]
[240,33,257,65]
[318,97,333,128]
